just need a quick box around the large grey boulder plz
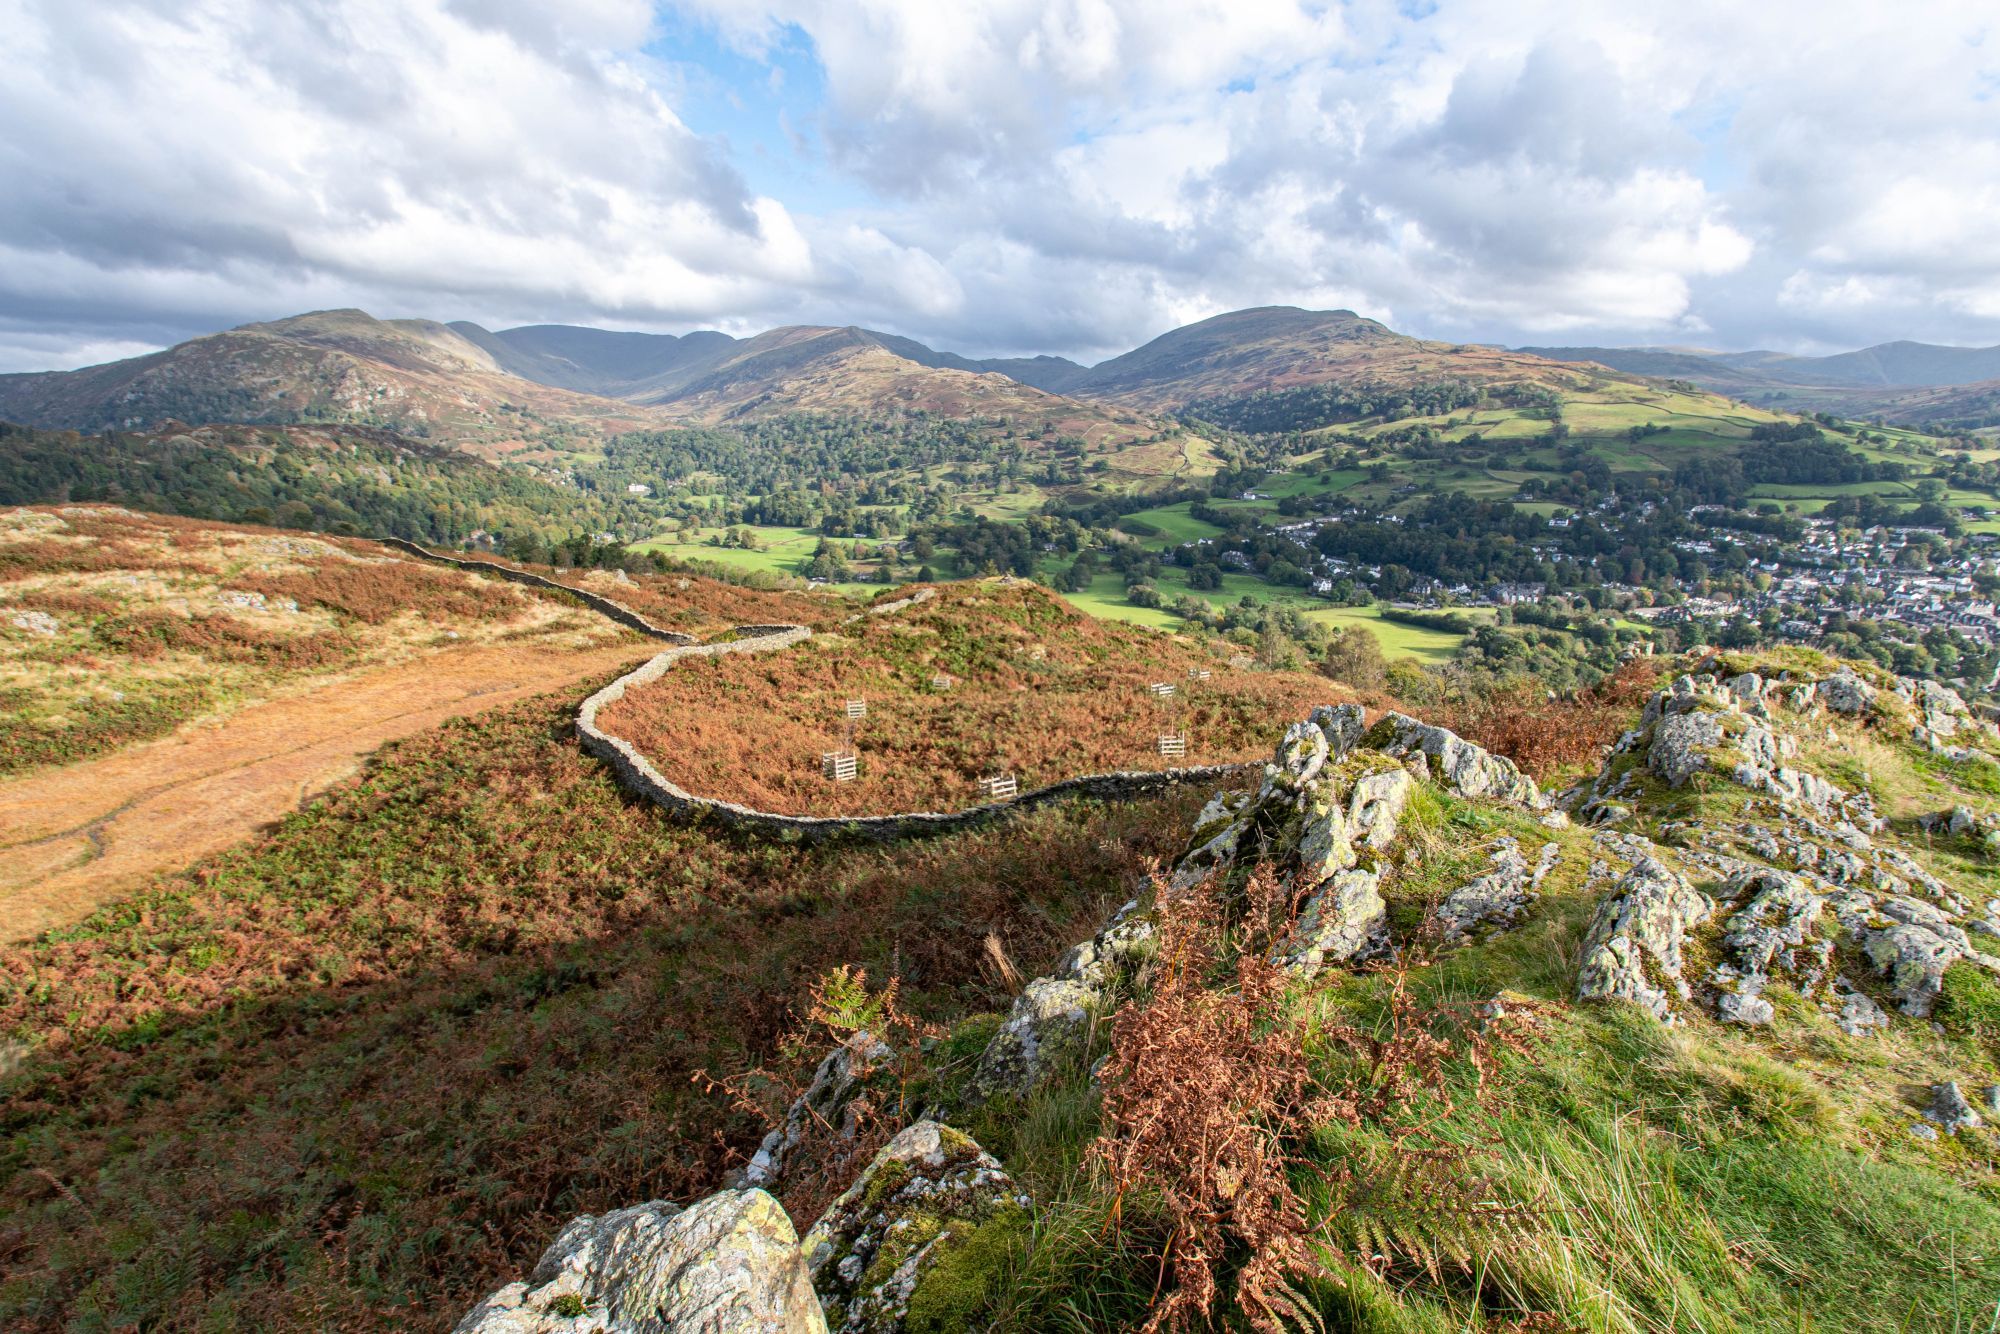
[1576,857,1713,1020]
[1859,897,1973,1018]
[1648,709,1725,788]
[1364,713,1544,807]
[454,1190,825,1334]
[803,1122,1030,1333]
[1818,669,1878,715]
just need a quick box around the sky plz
[2,0,1998,372]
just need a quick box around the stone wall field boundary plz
[388,537,1254,843]
[378,536,699,644]
[575,632,1253,843]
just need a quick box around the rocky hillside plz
[453,651,2000,1331]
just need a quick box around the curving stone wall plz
[392,538,1255,843]
[377,536,699,644]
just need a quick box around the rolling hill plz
[0,310,665,454]
[0,312,1173,455]
[632,324,1164,447]
[1060,306,1605,410]
[1522,338,2000,427]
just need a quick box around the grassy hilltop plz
[2,530,1998,1328]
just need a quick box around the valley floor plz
[0,638,654,942]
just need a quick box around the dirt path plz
[0,640,654,943]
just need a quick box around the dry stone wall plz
[377,537,699,643]
[391,539,1256,843]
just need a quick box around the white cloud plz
[0,0,1996,370]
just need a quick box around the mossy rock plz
[803,1121,1031,1333]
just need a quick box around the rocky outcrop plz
[1436,838,1561,938]
[1576,856,1713,1020]
[1587,672,1878,833]
[966,901,1155,1101]
[1853,896,1974,1018]
[1363,713,1545,807]
[1817,668,1878,716]
[1277,869,1387,972]
[454,1190,825,1334]
[744,1033,897,1189]
[1710,870,1831,1026]
[802,1122,1030,1334]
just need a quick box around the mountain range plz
[3,304,1996,454]
[1520,339,2000,426]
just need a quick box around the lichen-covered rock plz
[1310,702,1366,760]
[1293,760,1415,886]
[1902,677,1972,738]
[1274,720,1330,786]
[1719,870,1829,989]
[803,1122,1030,1333]
[1276,868,1387,974]
[966,979,1093,1101]
[1436,838,1559,937]
[1576,857,1713,1020]
[745,1033,896,1188]
[454,1190,825,1334]
[965,900,1156,1102]
[1818,669,1878,715]
[1648,708,1725,787]
[1364,713,1544,807]
[1858,897,1973,1018]
[1926,1081,1983,1134]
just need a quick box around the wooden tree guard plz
[822,752,857,782]
[1157,733,1186,757]
[930,673,953,691]
[1187,667,1212,681]
[1148,682,1176,697]
[844,699,867,719]
[977,773,1018,799]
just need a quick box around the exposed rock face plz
[1576,857,1713,1020]
[1364,713,1545,807]
[1311,702,1367,761]
[1436,838,1561,938]
[454,1190,825,1334]
[1817,669,1878,715]
[1590,672,1878,832]
[1648,708,1725,788]
[1926,1082,1984,1134]
[1274,720,1330,786]
[966,903,1154,1101]
[1856,897,1973,1018]
[1710,870,1831,1025]
[1276,868,1386,972]
[745,1033,896,1188]
[803,1122,1030,1334]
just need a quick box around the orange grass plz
[598,581,1344,815]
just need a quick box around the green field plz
[1303,604,1475,662]
[1054,572,1182,629]
[1119,503,1226,545]
[634,526,881,592]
